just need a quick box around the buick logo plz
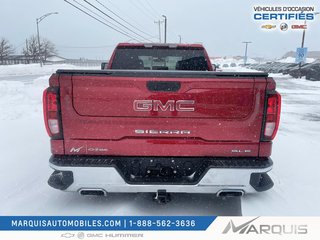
[280,23,288,31]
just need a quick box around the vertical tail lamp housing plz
[43,87,62,139]
[263,92,281,140]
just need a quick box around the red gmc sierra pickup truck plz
[43,43,281,201]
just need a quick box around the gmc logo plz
[133,100,195,112]
[291,24,307,29]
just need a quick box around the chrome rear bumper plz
[48,155,273,195]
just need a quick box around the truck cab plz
[107,43,213,71]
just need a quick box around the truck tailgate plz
[58,70,267,156]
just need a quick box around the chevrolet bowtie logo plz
[261,24,276,29]
[61,232,75,238]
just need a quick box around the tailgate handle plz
[147,81,181,92]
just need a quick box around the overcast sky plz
[1,0,319,60]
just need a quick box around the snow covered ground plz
[0,64,319,216]
[243,73,320,215]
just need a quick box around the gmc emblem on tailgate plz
[133,100,195,112]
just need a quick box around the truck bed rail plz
[56,69,268,78]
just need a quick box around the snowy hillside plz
[0,64,320,216]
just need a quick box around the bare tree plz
[23,35,57,62]
[41,38,57,61]
[22,36,39,62]
[0,38,15,64]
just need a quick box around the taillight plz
[263,92,281,140]
[43,88,62,138]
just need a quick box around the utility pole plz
[178,35,182,44]
[299,19,306,78]
[301,20,306,49]
[298,12,319,77]
[242,41,252,65]
[36,20,41,66]
[36,12,58,67]
[25,39,29,64]
[162,15,167,43]
[154,20,163,43]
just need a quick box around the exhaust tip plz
[48,170,74,190]
[217,190,244,197]
[79,189,107,196]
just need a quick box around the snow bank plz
[211,57,257,68]
[0,63,98,77]
[0,76,48,120]
[277,56,316,63]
